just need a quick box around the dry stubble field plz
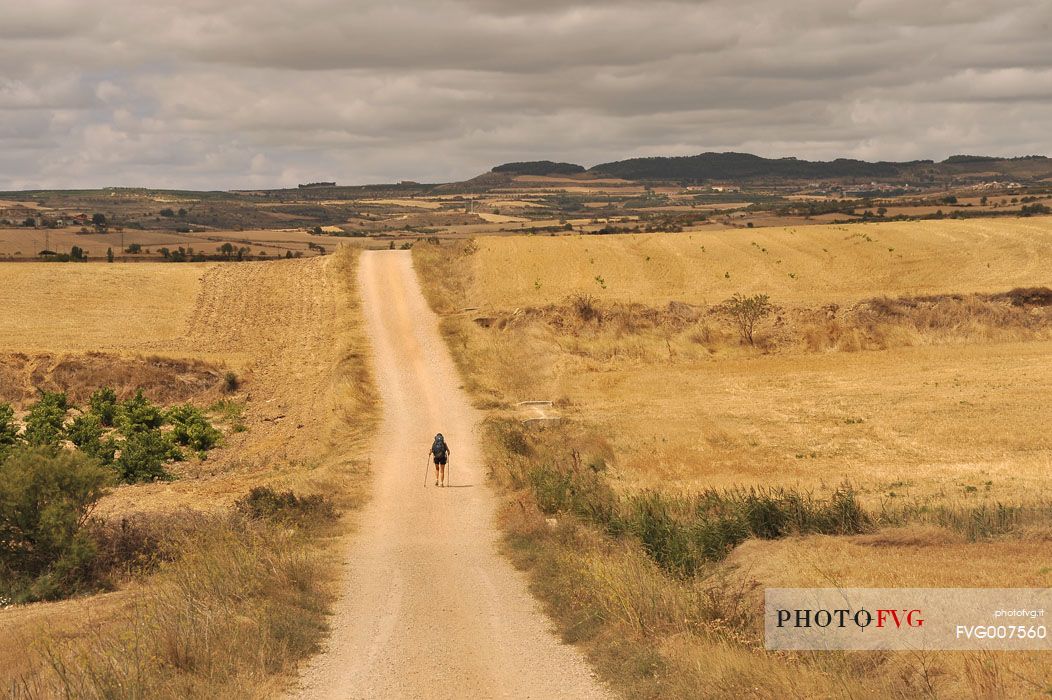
[414,218,1052,698]
[0,249,376,697]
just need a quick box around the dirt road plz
[292,250,609,699]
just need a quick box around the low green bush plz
[168,404,222,452]
[65,412,104,450]
[115,430,179,483]
[23,391,69,446]
[119,389,165,433]
[0,403,18,457]
[4,388,225,486]
[89,386,118,426]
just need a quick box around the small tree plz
[89,387,118,426]
[106,247,114,263]
[115,430,176,483]
[0,446,112,601]
[0,404,19,458]
[23,392,69,446]
[718,293,773,346]
[118,389,164,433]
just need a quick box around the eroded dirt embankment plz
[0,352,226,407]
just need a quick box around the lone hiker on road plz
[430,433,450,487]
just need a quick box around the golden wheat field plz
[413,218,1052,698]
[0,263,207,353]
[468,218,1052,306]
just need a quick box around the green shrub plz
[741,492,791,538]
[813,486,871,534]
[115,430,177,483]
[717,292,773,345]
[66,412,103,449]
[84,436,119,467]
[167,404,222,451]
[23,391,69,445]
[0,446,112,602]
[526,458,871,575]
[0,403,18,456]
[89,386,118,427]
[528,460,619,530]
[65,412,118,466]
[235,486,338,527]
[119,389,165,434]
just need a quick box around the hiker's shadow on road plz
[442,485,474,489]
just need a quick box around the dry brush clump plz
[797,287,1052,352]
[13,511,335,699]
[469,286,1052,361]
[0,352,231,408]
[878,499,1052,541]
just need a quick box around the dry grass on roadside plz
[8,512,335,700]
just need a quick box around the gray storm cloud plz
[0,0,1050,189]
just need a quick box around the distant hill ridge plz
[489,151,1051,183]
[491,161,586,176]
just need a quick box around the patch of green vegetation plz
[1,387,226,485]
[0,446,112,602]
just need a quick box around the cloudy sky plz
[1,0,1051,190]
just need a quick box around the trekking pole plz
[423,453,431,487]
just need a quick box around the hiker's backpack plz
[431,435,446,458]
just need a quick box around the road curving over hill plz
[291,250,610,699]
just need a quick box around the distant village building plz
[709,185,741,193]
